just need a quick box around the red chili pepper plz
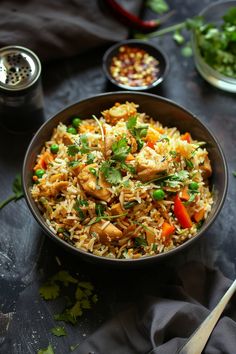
[174,194,193,229]
[103,0,161,32]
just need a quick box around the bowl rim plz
[192,0,236,90]
[22,91,228,265]
[102,39,169,90]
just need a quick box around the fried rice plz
[31,102,213,259]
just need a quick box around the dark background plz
[0,0,236,353]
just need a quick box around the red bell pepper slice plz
[174,194,193,229]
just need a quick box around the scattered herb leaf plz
[38,344,55,354]
[100,161,122,185]
[51,326,67,337]
[39,270,98,326]
[86,153,95,164]
[123,201,139,209]
[67,145,80,157]
[39,282,60,300]
[146,0,169,14]
[80,134,90,154]
[68,160,80,168]
[0,174,24,210]
[95,203,106,217]
[134,237,147,247]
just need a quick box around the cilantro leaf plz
[13,174,23,198]
[67,145,80,156]
[126,116,137,130]
[171,170,189,181]
[134,237,147,247]
[68,160,80,168]
[0,174,24,210]
[87,153,95,164]
[103,167,122,185]
[123,201,138,209]
[51,326,67,337]
[39,282,60,300]
[185,158,194,169]
[223,7,236,25]
[146,0,169,14]
[233,171,236,177]
[100,161,122,185]
[95,203,106,217]
[38,344,55,354]
[126,118,148,151]
[80,134,90,153]
[112,138,130,162]
[52,270,78,286]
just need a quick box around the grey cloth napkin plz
[77,262,236,354]
[0,0,142,61]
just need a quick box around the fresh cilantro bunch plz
[99,136,135,186]
[196,7,236,78]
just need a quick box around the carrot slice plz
[193,208,205,223]
[180,186,190,201]
[34,151,53,171]
[161,222,175,238]
[174,194,193,229]
[181,132,191,143]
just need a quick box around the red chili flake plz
[110,45,160,87]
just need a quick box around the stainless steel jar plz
[0,45,44,133]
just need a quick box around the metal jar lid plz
[0,45,41,92]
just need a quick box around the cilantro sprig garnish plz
[112,137,130,161]
[147,170,189,187]
[39,270,98,325]
[100,161,122,185]
[67,134,90,156]
[99,137,134,186]
[0,174,24,210]
[126,116,148,151]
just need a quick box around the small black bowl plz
[22,92,228,268]
[103,39,169,90]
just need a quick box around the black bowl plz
[103,39,169,90]
[23,92,228,267]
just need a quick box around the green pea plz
[67,126,77,135]
[189,182,199,190]
[58,227,64,233]
[72,117,82,128]
[152,189,165,201]
[50,144,59,154]
[35,169,45,179]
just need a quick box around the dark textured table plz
[0,1,236,353]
